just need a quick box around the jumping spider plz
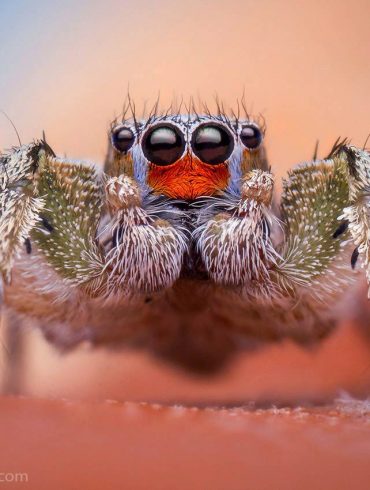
[1,106,369,371]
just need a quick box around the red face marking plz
[147,155,230,199]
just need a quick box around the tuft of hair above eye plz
[240,124,263,150]
[111,126,135,153]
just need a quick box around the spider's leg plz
[102,138,189,295]
[335,146,370,296]
[193,146,370,343]
[35,152,187,298]
[4,142,188,308]
[275,145,370,303]
[102,174,188,297]
[30,151,107,297]
[194,169,280,298]
[0,142,49,283]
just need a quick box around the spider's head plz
[109,114,267,200]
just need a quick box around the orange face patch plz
[147,155,230,199]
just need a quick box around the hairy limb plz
[33,155,189,298]
[0,142,47,283]
[2,141,188,306]
[194,169,281,297]
[276,145,370,302]
[103,174,188,296]
[276,151,351,298]
[338,146,370,296]
[195,144,370,303]
[31,151,106,296]
[191,158,355,344]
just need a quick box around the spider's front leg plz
[102,174,188,296]
[2,140,188,309]
[338,146,370,296]
[275,144,370,304]
[0,142,49,284]
[195,169,280,296]
[34,158,189,300]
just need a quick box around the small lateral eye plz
[142,125,185,166]
[191,123,234,165]
[240,125,263,150]
[112,126,135,153]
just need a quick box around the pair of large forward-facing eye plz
[112,123,263,166]
[142,124,236,165]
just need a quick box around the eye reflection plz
[191,124,234,165]
[142,125,185,166]
[111,126,135,153]
[240,124,263,150]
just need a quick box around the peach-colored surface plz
[0,395,370,490]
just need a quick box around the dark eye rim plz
[190,122,235,165]
[111,125,135,153]
[239,123,263,151]
[141,122,186,166]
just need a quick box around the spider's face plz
[110,115,265,199]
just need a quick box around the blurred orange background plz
[0,0,370,403]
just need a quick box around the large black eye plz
[191,124,234,164]
[111,126,135,153]
[142,125,185,166]
[240,124,263,150]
